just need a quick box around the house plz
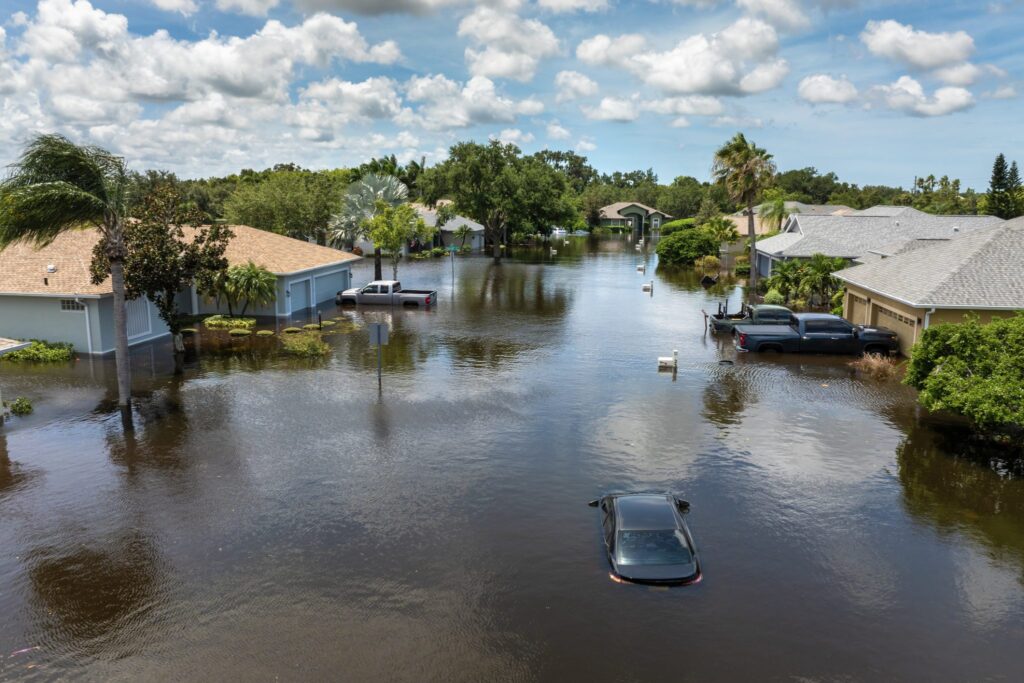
[355,204,485,255]
[728,201,852,237]
[598,203,672,235]
[833,218,1024,356]
[754,207,1003,277]
[0,225,359,355]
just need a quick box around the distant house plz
[754,206,1003,277]
[598,203,672,235]
[0,226,359,354]
[355,204,485,254]
[833,218,1024,356]
[729,201,852,237]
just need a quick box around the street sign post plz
[368,323,389,391]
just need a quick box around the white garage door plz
[314,270,348,305]
[290,279,311,313]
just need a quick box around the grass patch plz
[320,320,336,327]
[303,323,322,330]
[282,327,303,334]
[255,330,275,337]
[280,331,330,357]
[850,353,901,380]
[204,315,256,330]
[228,328,252,337]
[0,340,73,363]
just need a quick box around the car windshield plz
[616,530,692,566]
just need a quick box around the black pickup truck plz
[734,313,899,355]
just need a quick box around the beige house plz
[598,202,671,235]
[833,219,1023,356]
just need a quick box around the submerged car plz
[588,493,701,585]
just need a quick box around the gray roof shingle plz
[834,220,1024,308]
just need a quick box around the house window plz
[60,299,84,312]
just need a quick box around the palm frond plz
[0,181,107,248]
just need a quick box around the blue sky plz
[1,0,1021,188]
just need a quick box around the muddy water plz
[1,237,1023,681]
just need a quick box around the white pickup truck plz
[336,280,438,307]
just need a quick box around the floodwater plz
[2,237,1023,681]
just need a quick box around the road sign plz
[368,323,389,346]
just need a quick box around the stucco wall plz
[96,296,170,354]
[0,295,96,353]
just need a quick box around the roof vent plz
[46,264,57,273]
[952,226,960,233]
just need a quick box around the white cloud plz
[986,84,1017,99]
[295,0,523,14]
[492,128,535,145]
[738,59,789,93]
[870,76,974,117]
[644,95,724,116]
[152,0,199,15]
[546,119,571,139]
[554,70,598,102]
[401,74,544,129]
[861,20,974,70]
[798,74,858,103]
[216,0,281,15]
[458,7,559,82]
[538,0,608,10]
[582,96,639,121]
[576,33,646,66]
[736,0,810,32]
[577,137,597,152]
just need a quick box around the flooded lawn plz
[2,237,1023,681]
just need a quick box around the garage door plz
[848,294,868,325]
[290,279,311,314]
[314,270,348,305]
[871,305,917,355]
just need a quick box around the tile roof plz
[756,213,1003,259]
[599,202,672,220]
[834,220,1024,308]
[0,225,358,297]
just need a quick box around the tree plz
[658,176,704,219]
[0,134,135,409]
[224,168,346,242]
[759,188,792,233]
[905,314,1024,434]
[703,215,740,244]
[1008,161,1023,218]
[329,173,409,280]
[764,259,806,300]
[227,262,277,316]
[419,140,576,264]
[454,224,474,247]
[91,184,231,373]
[530,150,598,195]
[800,254,848,305]
[655,229,720,266]
[986,153,1014,219]
[712,133,777,296]
[693,194,721,227]
[365,202,435,279]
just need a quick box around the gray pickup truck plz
[336,280,437,307]
[735,313,899,355]
[709,304,792,333]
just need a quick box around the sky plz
[0,0,1021,189]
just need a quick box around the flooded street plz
[2,237,1023,681]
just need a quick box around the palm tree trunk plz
[747,199,758,299]
[109,258,133,411]
[374,247,383,280]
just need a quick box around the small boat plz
[551,227,568,237]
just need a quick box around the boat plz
[551,227,568,236]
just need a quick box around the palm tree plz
[759,189,793,234]
[228,262,277,316]
[703,215,740,245]
[328,173,408,280]
[765,259,806,301]
[801,254,847,305]
[0,134,134,409]
[712,133,777,296]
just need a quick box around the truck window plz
[363,285,378,294]
[827,320,853,333]
[392,283,401,292]
[804,320,829,334]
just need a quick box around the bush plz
[655,228,719,266]
[735,254,750,266]
[320,320,336,327]
[592,226,611,236]
[695,255,721,271]
[459,245,473,255]
[303,323,321,330]
[282,327,303,334]
[228,328,252,336]
[763,288,786,306]
[280,331,330,357]
[7,397,33,416]
[430,246,446,257]
[204,315,256,330]
[905,314,1024,433]
[660,218,696,236]
[850,354,901,380]
[790,297,809,311]
[0,340,74,363]
[256,330,275,337]
[735,265,751,276]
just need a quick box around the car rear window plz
[616,530,692,566]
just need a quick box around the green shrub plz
[256,330,275,337]
[660,218,696,236]
[735,254,750,266]
[592,226,611,236]
[763,288,786,305]
[695,255,721,271]
[283,327,303,334]
[735,264,751,276]
[430,246,446,257]
[7,397,33,416]
[459,245,472,255]
[320,320,336,327]
[790,297,809,310]
[228,328,252,336]
[655,228,719,266]
[830,287,846,316]
[204,315,256,330]
[905,314,1024,433]
[280,331,330,357]
[303,323,321,330]
[0,340,74,363]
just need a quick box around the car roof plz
[750,304,791,312]
[615,495,678,530]
[792,312,840,320]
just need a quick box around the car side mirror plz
[587,499,600,508]
[675,499,691,513]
